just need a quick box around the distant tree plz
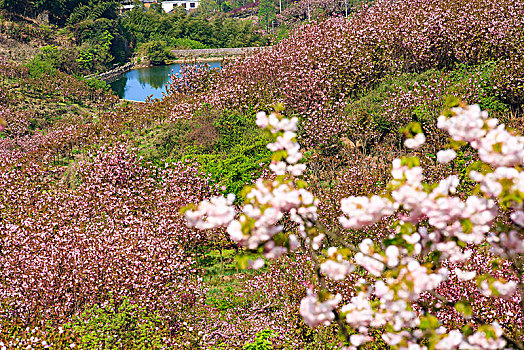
[0,0,34,16]
[197,0,220,14]
[142,40,172,65]
[66,1,119,25]
[150,2,165,13]
[258,0,275,31]
[25,0,118,25]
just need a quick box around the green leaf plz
[460,219,473,234]
[455,301,473,317]
[419,315,440,330]
[235,255,250,270]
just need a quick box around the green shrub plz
[243,329,277,350]
[344,64,510,148]
[76,30,115,72]
[190,109,271,195]
[38,23,54,41]
[447,62,509,114]
[136,109,271,197]
[68,296,170,349]
[85,77,109,91]
[26,56,56,77]
[25,45,61,77]
[170,37,209,50]
[138,40,173,65]
[188,140,270,196]
[346,69,441,123]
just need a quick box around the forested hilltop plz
[0,0,268,74]
[1,0,524,348]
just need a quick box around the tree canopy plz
[0,0,119,24]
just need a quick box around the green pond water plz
[110,62,221,102]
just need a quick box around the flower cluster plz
[187,104,524,349]
[300,290,342,328]
[185,194,236,229]
[438,104,524,167]
[186,110,317,265]
[339,195,395,230]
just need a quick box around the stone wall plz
[85,62,135,82]
[85,47,266,82]
[170,47,265,58]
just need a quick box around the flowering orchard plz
[167,0,524,148]
[0,56,327,348]
[277,0,362,25]
[186,103,524,349]
[2,0,524,346]
[0,144,215,322]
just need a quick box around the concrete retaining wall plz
[85,62,135,82]
[170,47,265,58]
[85,47,266,82]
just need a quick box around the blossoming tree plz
[185,102,524,349]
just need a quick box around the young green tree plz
[258,0,275,31]
[197,0,220,14]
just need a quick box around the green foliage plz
[170,37,209,50]
[0,0,119,25]
[243,329,277,350]
[206,286,242,310]
[344,63,510,144]
[0,319,78,349]
[453,150,477,196]
[273,24,290,44]
[26,53,57,77]
[346,69,441,134]
[447,62,509,114]
[135,109,271,197]
[135,113,219,162]
[3,0,260,74]
[67,0,118,25]
[187,136,271,196]
[199,248,236,274]
[35,0,118,25]
[198,0,220,14]
[68,295,170,349]
[76,46,97,70]
[25,44,86,78]
[26,44,84,76]
[259,0,276,31]
[212,110,259,151]
[37,23,55,40]
[76,30,115,71]
[73,17,132,67]
[3,2,131,75]
[138,40,173,65]
[85,76,109,91]
[121,7,268,49]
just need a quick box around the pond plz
[110,61,221,102]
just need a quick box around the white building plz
[120,4,135,12]
[120,1,200,14]
[162,0,200,12]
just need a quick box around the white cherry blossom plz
[300,291,341,328]
[436,149,457,163]
[405,133,426,149]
